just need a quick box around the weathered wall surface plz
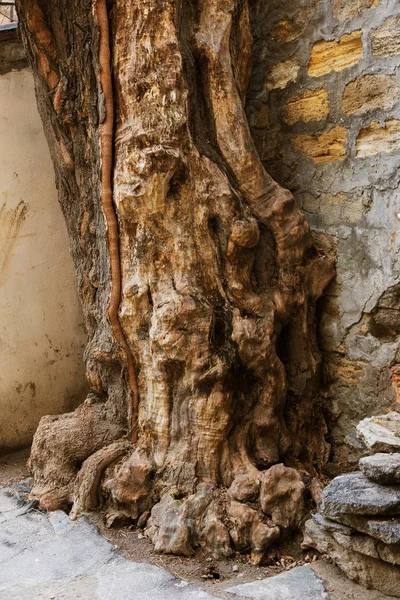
[249,0,400,462]
[0,32,87,451]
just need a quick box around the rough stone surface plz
[356,120,400,157]
[283,88,329,125]
[267,58,300,90]
[308,32,363,78]
[356,413,400,452]
[228,473,260,502]
[341,74,397,115]
[305,515,400,565]
[304,518,400,596]
[331,513,400,545]
[320,472,400,517]
[371,16,400,57]
[312,513,354,536]
[359,453,400,484]
[332,0,379,23]
[227,565,327,599]
[293,127,348,163]
[271,6,315,42]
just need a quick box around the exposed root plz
[70,461,311,564]
[70,439,131,519]
[28,401,125,511]
[141,465,309,564]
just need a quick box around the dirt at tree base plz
[87,510,314,595]
[0,447,30,485]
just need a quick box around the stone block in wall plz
[371,16,400,57]
[356,120,400,157]
[332,0,379,24]
[271,5,315,43]
[283,88,329,125]
[342,74,397,115]
[249,103,269,129]
[391,366,400,405]
[308,32,363,78]
[267,58,300,90]
[293,126,348,163]
[301,191,365,226]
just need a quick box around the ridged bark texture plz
[16,0,335,563]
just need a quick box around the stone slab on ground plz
[226,565,327,599]
[320,472,400,517]
[96,559,218,600]
[0,485,218,600]
[359,452,400,484]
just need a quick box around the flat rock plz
[320,472,400,517]
[312,513,354,535]
[227,565,327,599]
[359,453,400,484]
[356,412,400,453]
[330,513,400,545]
[48,509,78,535]
[304,519,400,597]
[0,576,99,600]
[306,515,400,565]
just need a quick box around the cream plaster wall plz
[0,62,87,451]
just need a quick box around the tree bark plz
[16,0,335,563]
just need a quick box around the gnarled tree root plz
[70,439,131,520]
[28,400,125,511]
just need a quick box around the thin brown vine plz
[96,0,138,442]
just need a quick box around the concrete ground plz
[0,481,394,600]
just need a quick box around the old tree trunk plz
[16,0,335,563]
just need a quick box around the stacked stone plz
[303,412,400,598]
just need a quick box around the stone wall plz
[248,0,400,463]
[0,28,87,452]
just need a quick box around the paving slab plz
[0,576,99,600]
[0,518,115,589]
[0,510,54,562]
[96,559,217,600]
[0,485,219,600]
[226,565,327,599]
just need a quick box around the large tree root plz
[29,400,125,510]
